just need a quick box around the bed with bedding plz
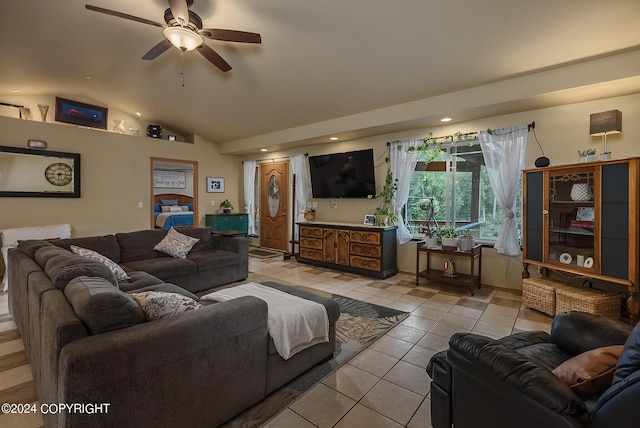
[153,194,194,229]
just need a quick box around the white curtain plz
[290,155,309,241]
[478,126,528,256]
[390,140,421,244]
[243,160,257,235]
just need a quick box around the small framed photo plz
[363,214,376,225]
[207,177,224,193]
[55,97,108,129]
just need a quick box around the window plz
[405,141,522,244]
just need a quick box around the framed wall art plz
[207,177,224,193]
[55,97,108,129]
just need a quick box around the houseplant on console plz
[304,208,316,222]
[438,225,459,250]
[220,199,233,214]
[368,169,398,227]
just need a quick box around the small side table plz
[416,242,482,295]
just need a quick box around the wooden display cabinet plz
[522,158,640,321]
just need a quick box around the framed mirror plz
[0,145,81,198]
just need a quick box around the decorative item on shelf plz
[129,128,140,136]
[559,252,572,264]
[457,230,474,251]
[438,225,459,251]
[304,208,316,222]
[55,97,108,129]
[220,199,233,214]
[112,119,126,134]
[420,225,439,248]
[37,104,49,122]
[577,148,596,163]
[146,124,163,139]
[576,251,590,267]
[570,183,592,201]
[583,257,594,268]
[18,107,31,120]
[443,259,457,277]
[590,109,621,159]
[368,167,398,227]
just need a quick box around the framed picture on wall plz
[55,97,108,129]
[207,177,224,193]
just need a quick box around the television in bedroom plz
[308,149,376,198]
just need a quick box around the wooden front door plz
[259,162,289,251]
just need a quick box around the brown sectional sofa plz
[7,227,339,427]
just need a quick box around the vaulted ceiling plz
[3,0,640,154]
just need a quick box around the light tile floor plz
[252,256,553,428]
[0,254,553,428]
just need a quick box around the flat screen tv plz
[308,149,376,198]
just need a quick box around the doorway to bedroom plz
[150,157,198,229]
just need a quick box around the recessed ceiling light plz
[10,88,21,93]
[260,149,268,152]
[440,117,452,122]
[330,137,339,141]
[83,75,94,80]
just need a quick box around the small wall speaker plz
[27,139,47,149]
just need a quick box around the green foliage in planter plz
[220,199,233,209]
[578,148,596,157]
[368,168,399,223]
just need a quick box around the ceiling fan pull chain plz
[181,50,185,87]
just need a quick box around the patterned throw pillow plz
[70,245,129,281]
[153,227,199,258]
[130,291,202,321]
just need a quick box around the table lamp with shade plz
[590,109,622,160]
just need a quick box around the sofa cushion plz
[52,235,121,263]
[117,271,165,292]
[121,257,197,280]
[186,249,240,271]
[130,291,201,321]
[176,227,217,252]
[34,245,72,269]
[16,239,55,258]
[127,283,199,301]
[70,245,129,281]
[65,276,145,334]
[153,227,199,259]
[115,229,170,262]
[613,322,640,383]
[552,345,624,399]
[36,246,118,290]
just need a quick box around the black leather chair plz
[427,311,640,428]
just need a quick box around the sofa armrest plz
[212,236,249,255]
[551,311,632,355]
[448,332,586,416]
[58,296,269,427]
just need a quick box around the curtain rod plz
[242,153,309,164]
[386,121,535,145]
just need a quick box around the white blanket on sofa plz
[202,282,329,360]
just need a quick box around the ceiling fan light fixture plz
[164,26,203,51]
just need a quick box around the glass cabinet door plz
[546,166,598,271]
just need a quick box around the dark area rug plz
[221,289,409,427]
[249,248,285,259]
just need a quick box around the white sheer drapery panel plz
[390,140,421,244]
[243,160,257,235]
[478,126,528,256]
[290,155,309,241]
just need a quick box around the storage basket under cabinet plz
[555,286,620,318]
[522,278,571,316]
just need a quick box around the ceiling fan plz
[85,0,261,72]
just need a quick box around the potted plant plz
[578,148,596,162]
[457,229,475,251]
[438,225,459,250]
[368,169,398,227]
[416,198,439,220]
[600,152,612,161]
[304,208,316,222]
[220,199,233,214]
[420,224,439,248]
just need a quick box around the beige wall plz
[244,92,640,290]
[0,116,243,276]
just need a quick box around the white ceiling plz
[3,0,640,154]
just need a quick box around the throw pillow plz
[552,345,624,399]
[71,245,129,281]
[65,276,145,334]
[129,291,201,321]
[169,206,182,212]
[153,227,199,259]
[160,199,179,206]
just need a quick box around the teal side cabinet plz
[206,214,249,236]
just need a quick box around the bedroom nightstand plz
[206,213,249,237]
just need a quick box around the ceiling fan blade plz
[142,39,173,60]
[200,29,262,44]
[85,5,164,28]
[169,0,190,27]
[197,44,232,72]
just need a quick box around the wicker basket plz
[522,278,571,315]
[555,286,620,318]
